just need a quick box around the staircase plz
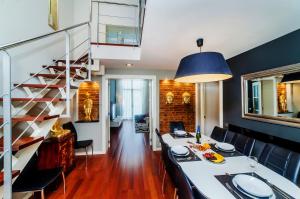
[0,59,89,197]
[0,21,92,199]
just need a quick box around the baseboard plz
[75,150,106,156]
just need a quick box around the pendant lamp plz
[175,38,233,83]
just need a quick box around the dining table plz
[162,133,300,199]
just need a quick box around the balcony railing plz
[92,0,146,46]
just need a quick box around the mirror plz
[242,64,300,127]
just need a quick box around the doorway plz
[101,75,157,152]
[199,81,223,136]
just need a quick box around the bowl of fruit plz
[203,152,225,164]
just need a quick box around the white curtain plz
[116,79,149,119]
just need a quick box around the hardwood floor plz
[47,120,170,199]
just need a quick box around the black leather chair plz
[167,149,206,199]
[160,134,171,194]
[297,112,300,118]
[224,130,237,144]
[259,143,300,186]
[250,139,267,159]
[155,128,164,175]
[210,126,227,142]
[169,121,185,133]
[13,153,65,199]
[232,133,255,156]
[63,122,93,167]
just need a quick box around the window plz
[106,25,138,45]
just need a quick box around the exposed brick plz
[159,80,195,133]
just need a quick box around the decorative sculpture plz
[279,90,287,113]
[83,92,93,121]
[166,91,174,104]
[50,120,70,137]
[182,92,191,104]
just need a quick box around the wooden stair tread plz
[0,170,20,186]
[0,136,44,152]
[54,59,86,64]
[14,84,76,89]
[0,114,59,122]
[0,97,65,102]
[43,65,87,72]
[30,73,85,80]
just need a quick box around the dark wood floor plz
[47,120,173,199]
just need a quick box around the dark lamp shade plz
[175,52,232,83]
[281,72,300,83]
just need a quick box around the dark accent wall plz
[224,29,300,142]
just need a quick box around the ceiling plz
[102,0,300,70]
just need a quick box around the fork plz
[225,182,243,199]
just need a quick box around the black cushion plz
[224,130,237,144]
[169,121,185,133]
[75,140,93,149]
[210,126,227,142]
[232,133,254,156]
[259,144,300,186]
[13,168,62,192]
[13,154,63,192]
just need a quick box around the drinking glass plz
[247,156,258,175]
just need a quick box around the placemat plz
[173,147,201,162]
[170,133,194,139]
[210,144,243,157]
[215,172,295,199]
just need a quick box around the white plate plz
[215,142,235,151]
[232,174,273,198]
[171,145,189,155]
[174,130,187,136]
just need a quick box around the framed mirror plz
[241,63,300,128]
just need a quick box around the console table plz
[37,132,75,173]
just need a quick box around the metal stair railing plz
[0,17,92,198]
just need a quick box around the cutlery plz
[225,182,243,199]
[260,178,291,199]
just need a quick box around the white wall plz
[0,0,80,95]
[292,84,300,117]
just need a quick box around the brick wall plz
[78,81,100,121]
[159,80,195,133]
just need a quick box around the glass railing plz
[92,0,146,46]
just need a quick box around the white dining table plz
[162,133,300,199]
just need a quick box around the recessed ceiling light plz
[126,63,133,67]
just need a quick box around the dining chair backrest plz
[155,128,164,145]
[224,130,237,144]
[169,121,185,133]
[259,143,300,186]
[250,139,267,160]
[63,122,78,143]
[232,133,255,156]
[167,149,195,199]
[210,126,227,142]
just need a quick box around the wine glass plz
[247,156,258,176]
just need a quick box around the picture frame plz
[48,0,59,30]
